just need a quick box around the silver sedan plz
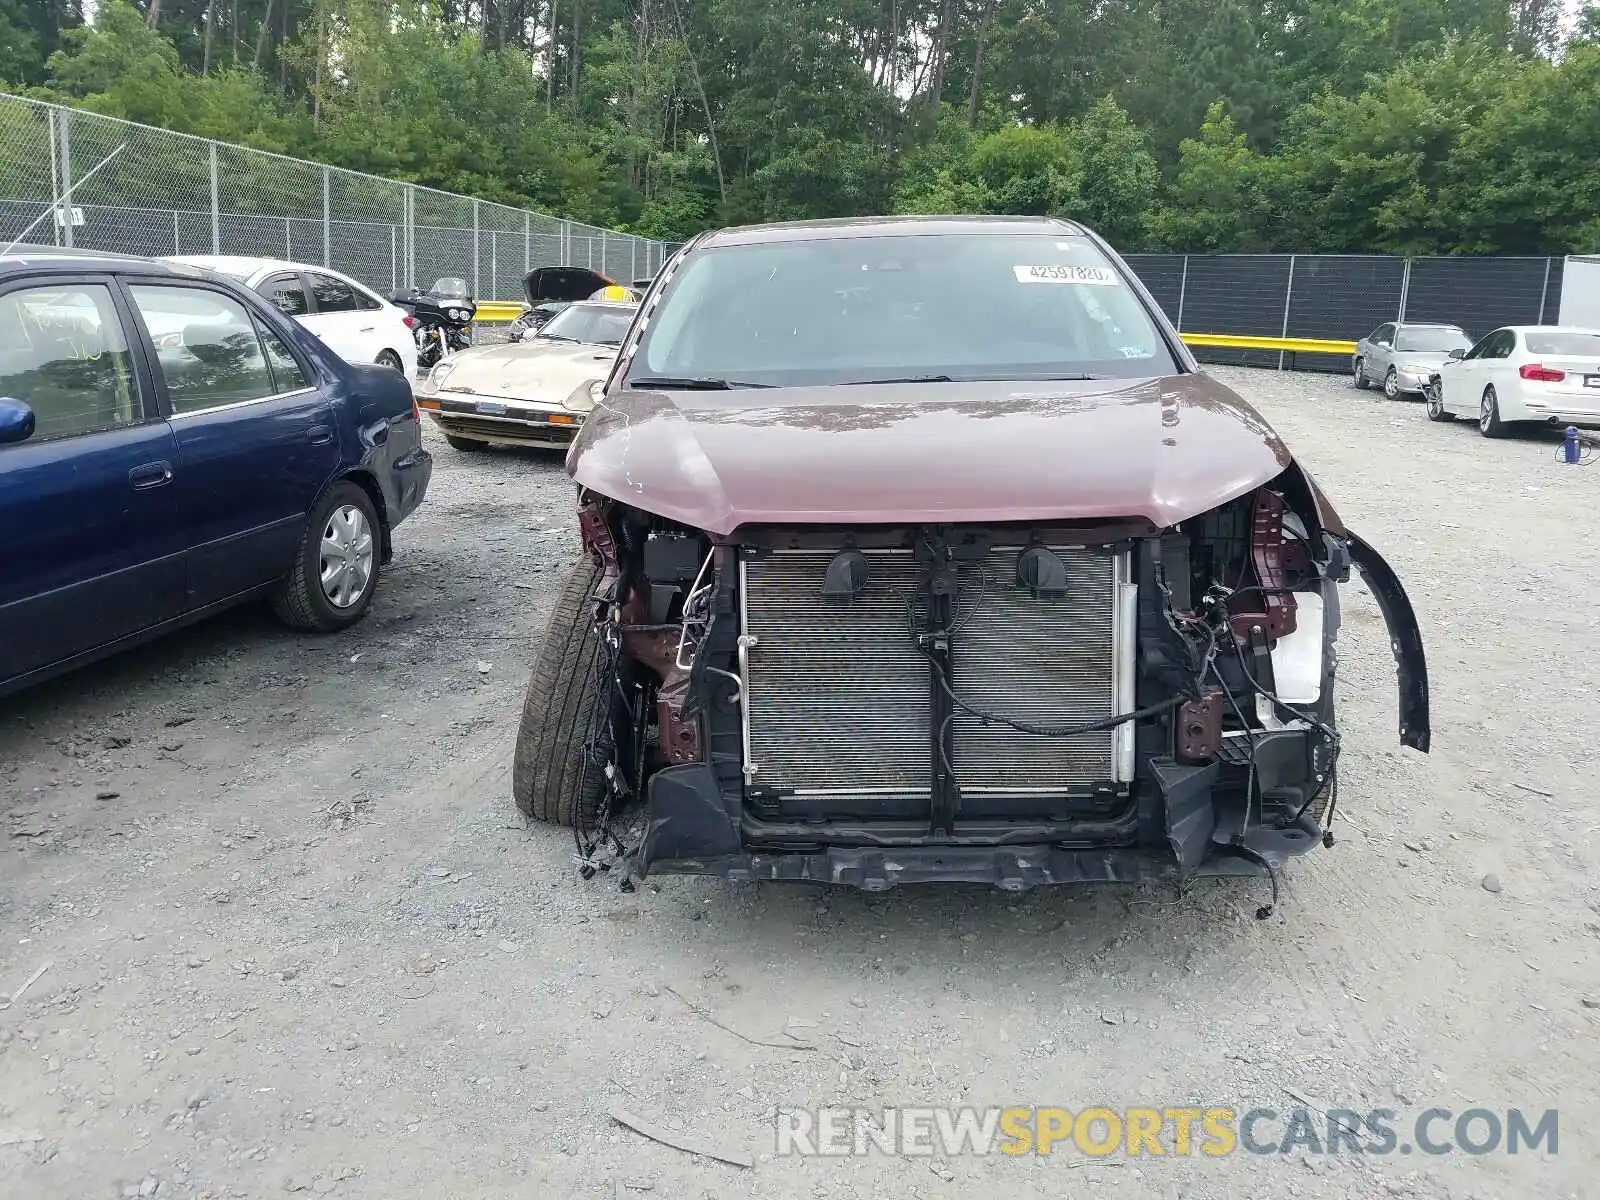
[1353,322,1473,399]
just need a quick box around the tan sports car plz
[414,299,637,451]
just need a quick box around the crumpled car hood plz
[435,340,618,407]
[566,374,1300,535]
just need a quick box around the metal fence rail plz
[1122,252,1568,372]
[0,91,668,305]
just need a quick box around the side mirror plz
[1447,348,1465,360]
[0,397,36,445]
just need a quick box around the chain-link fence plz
[0,91,669,306]
[1122,253,1567,372]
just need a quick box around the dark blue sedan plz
[0,248,433,697]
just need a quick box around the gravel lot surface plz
[2,367,1596,1200]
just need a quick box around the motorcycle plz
[389,277,477,371]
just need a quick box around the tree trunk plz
[667,0,724,207]
[570,0,582,98]
[925,0,954,123]
[870,0,892,89]
[546,0,557,110]
[967,0,995,128]
[278,0,288,85]
[312,10,325,124]
[630,0,648,191]
[202,1,214,75]
[147,0,163,28]
[253,0,273,69]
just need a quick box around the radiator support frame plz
[735,532,1140,830]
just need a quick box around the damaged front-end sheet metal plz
[1345,531,1430,753]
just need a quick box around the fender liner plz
[1346,531,1430,752]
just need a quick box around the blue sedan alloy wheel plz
[272,482,383,631]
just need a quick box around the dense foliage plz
[4,0,1597,251]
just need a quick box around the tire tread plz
[512,557,607,827]
[271,482,378,633]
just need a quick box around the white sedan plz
[164,255,418,378]
[1425,325,1600,437]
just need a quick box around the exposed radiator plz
[738,545,1136,803]
[741,550,930,797]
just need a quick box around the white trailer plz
[1558,255,1600,328]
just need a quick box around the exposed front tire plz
[1353,359,1369,389]
[1479,386,1511,438]
[444,433,490,452]
[1425,383,1453,422]
[271,481,381,632]
[1383,368,1401,399]
[512,557,608,828]
[376,350,404,372]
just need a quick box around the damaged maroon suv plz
[512,216,1429,898]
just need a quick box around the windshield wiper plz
[627,375,773,390]
[840,374,955,385]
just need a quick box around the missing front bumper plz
[638,839,1320,890]
[630,762,1324,891]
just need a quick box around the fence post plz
[1397,258,1411,322]
[600,230,608,276]
[173,210,181,254]
[208,141,220,254]
[630,239,637,283]
[284,216,291,259]
[57,110,73,249]
[405,184,416,289]
[472,199,481,298]
[523,212,530,275]
[1538,256,1553,323]
[44,109,60,247]
[490,231,497,300]
[1278,255,1296,372]
[390,225,397,291]
[321,165,331,267]
[1175,255,1189,332]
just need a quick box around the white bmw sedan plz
[165,255,418,378]
[1425,325,1600,437]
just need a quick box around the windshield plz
[538,303,636,346]
[1395,326,1469,352]
[430,277,470,299]
[1526,331,1600,356]
[624,232,1176,388]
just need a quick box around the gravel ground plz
[1,367,1596,1200]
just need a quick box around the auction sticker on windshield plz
[1013,264,1119,285]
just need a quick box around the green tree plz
[0,0,79,87]
[1150,101,1279,251]
[1271,40,1516,253]
[967,124,1078,215]
[1437,44,1600,252]
[1063,96,1159,245]
[47,0,191,128]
